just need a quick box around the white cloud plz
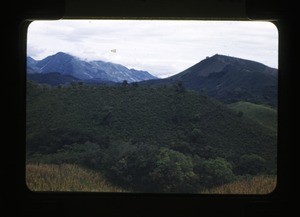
[27,20,278,78]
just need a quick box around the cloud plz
[27,20,278,76]
[27,45,46,59]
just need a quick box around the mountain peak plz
[51,52,75,60]
[162,54,278,106]
[210,54,277,72]
[27,52,157,82]
[172,54,231,78]
[180,54,277,78]
[54,51,72,56]
[209,54,252,64]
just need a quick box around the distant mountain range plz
[27,53,278,106]
[141,54,278,107]
[27,52,157,83]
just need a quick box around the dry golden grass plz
[27,164,276,194]
[26,164,126,192]
[201,175,277,194]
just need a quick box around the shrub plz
[200,157,235,187]
[27,141,104,169]
[237,154,266,175]
[190,128,203,143]
[149,148,197,192]
[104,143,158,190]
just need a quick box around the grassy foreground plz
[26,164,276,194]
[201,175,277,194]
[26,164,125,192]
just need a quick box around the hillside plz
[27,53,278,107]
[26,164,126,192]
[228,101,277,132]
[201,175,276,194]
[27,72,116,86]
[141,54,278,107]
[27,72,80,86]
[26,81,277,192]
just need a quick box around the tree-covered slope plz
[26,81,277,192]
[27,72,80,86]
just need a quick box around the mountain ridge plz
[27,52,157,83]
[171,54,277,79]
[141,54,278,107]
[27,53,278,106]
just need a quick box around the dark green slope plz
[26,81,276,170]
[27,72,80,86]
[228,101,277,132]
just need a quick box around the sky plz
[27,20,278,78]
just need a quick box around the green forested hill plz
[26,81,277,192]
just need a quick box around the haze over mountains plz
[27,52,157,83]
[27,52,278,106]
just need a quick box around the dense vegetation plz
[27,72,80,86]
[26,81,277,193]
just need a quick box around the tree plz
[237,154,266,175]
[102,111,112,126]
[237,111,243,117]
[200,157,235,187]
[122,80,128,87]
[105,143,158,189]
[190,128,203,143]
[149,148,197,192]
[174,81,185,93]
[132,82,139,87]
[170,141,194,153]
[101,106,113,126]
[196,145,220,159]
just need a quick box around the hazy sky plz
[27,20,278,78]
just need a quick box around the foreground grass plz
[26,164,126,192]
[27,164,276,194]
[201,175,277,194]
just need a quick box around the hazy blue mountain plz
[27,56,40,73]
[27,52,157,83]
[141,54,278,106]
[27,56,38,66]
[129,68,157,81]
